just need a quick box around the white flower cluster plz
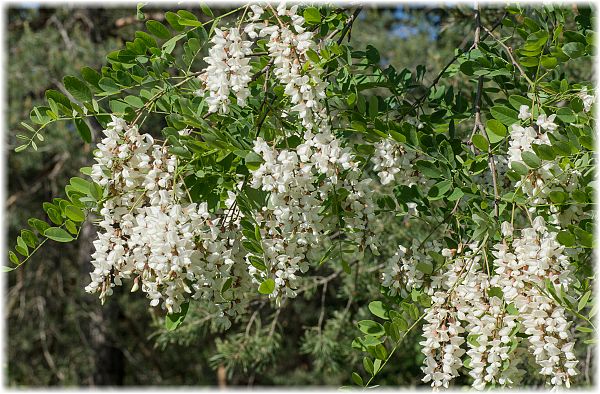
[86,116,253,327]
[492,217,578,388]
[196,3,325,131]
[508,105,580,204]
[452,252,524,390]
[420,295,465,389]
[508,108,554,167]
[414,221,578,390]
[197,26,254,114]
[249,122,381,299]
[420,244,476,389]
[371,139,419,186]
[260,3,327,131]
[380,238,441,297]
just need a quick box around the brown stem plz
[471,4,500,218]
[481,24,535,85]
[336,8,362,45]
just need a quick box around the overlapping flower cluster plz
[87,116,253,327]
[249,123,381,298]
[407,216,578,390]
[492,218,578,388]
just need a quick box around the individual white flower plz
[535,113,558,132]
[578,86,595,112]
[518,104,531,120]
[501,221,513,238]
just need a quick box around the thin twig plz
[336,8,362,45]
[481,24,535,85]
[401,11,507,120]
[472,4,500,218]
[316,281,328,336]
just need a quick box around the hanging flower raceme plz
[86,116,254,328]
[196,26,254,114]
[493,217,578,388]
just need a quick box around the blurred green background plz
[5,4,595,387]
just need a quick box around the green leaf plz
[64,220,78,235]
[467,333,481,347]
[447,188,464,201]
[80,67,101,88]
[472,134,489,151]
[245,151,263,171]
[548,190,567,204]
[8,251,20,266]
[136,2,145,20]
[416,260,433,275]
[524,30,548,51]
[303,7,321,24]
[165,301,189,331]
[98,77,119,94]
[248,255,266,271]
[21,229,38,248]
[562,42,585,58]
[363,356,374,375]
[124,95,145,108]
[368,301,390,320]
[557,230,575,247]
[506,303,519,315]
[521,151,541,168]
[459,60,476,76]
[200,2,214,17]
[531,143,556,160]
[578,290,592,312]
[63,76,92,103]
[65,205,85,222]
[556,107,576,123]
[178,18,202,27]
[69,177,92,195]
[145,20,171,40]
[541,55,558,69]
[74,118,92,143]
[415,160,442,178]
[16,237,29,257]
[486,119,507,138]
[221,277,233,294]
[44,227,74,243]
[490,105,519,126]
[508,95,531,110]
[357,320,385,337]
[258,278,275,295]
[428,179,452,200]
[45,90,71,111]
[164,11,184,31]
[510,161,529,176]
[46,207,63,225]
[488,287,503,298]
[352,372,363,386]
[28,218,50,234]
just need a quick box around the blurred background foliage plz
[5,3,595,387]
